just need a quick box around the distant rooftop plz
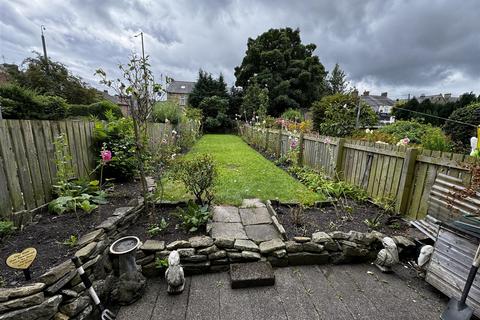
[360,91,395,112]
[414,93,459,104]
[166,80,195,94]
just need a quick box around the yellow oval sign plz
[6,248,37,270]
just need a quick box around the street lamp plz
[41,25,49,72]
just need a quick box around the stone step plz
[230,261,275,289]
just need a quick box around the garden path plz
[209,199,282,244]
[116,263,447,320]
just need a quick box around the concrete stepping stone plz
[212,206,241,223]
[210,222,248,240]
[239,207,272,225]
[230,261,275,289]
[241,198,266,208]
[244,224,281,244]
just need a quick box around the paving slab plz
[230,262,275,289]
[117,264,446,320]
[241,198,266,208]
[210,222,248,240]
[239,207,272,225]
[244,224,281,243]
[212,206,241,222]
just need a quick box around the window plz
[179,95,187,106]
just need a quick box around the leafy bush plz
[171,153,217,205]
[378,120,453,151]
[199,96,232,132]
[311,94,378,137]
[352,130,397,144]
[147,218,169,237]
[93,115,138,181]
[175,200,211,232]
[0,84,68,120]
[281,108,302,121]
[34,95,69,119]
[69,100,123,120]
[444,102,480,150]
[0,220,15,239]
[63,235,78,247]
[152,101,182,124]
[184,107,203,122]
[378,120,430,144]
[288,166,368,201]
[421,127,453,152]
[50,134,107,214]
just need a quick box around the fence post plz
[277,127,283,158]
[334,138,345,180]
[395,147,419,215]
[264,129,270,152]
[297,132,305,167]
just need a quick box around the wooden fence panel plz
[239,124,474,220]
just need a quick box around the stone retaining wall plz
[136,231,415,276]
[0,202,144,320]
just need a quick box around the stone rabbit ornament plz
[374,237,399,272]
[165,250,185,294]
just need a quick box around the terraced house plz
[166,80,195,108]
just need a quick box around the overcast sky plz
[1,0,480,99]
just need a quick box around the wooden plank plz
[31,121,53,202]
[65,121,80,178]
[8,120,36,210]
[0,142,13,218]
[391,146,405,202]
[21,120,45,206]
[77,121,89,176]
[344,142,406,158]
[0,120,23,213]
[42,121,57,184]
[414,149,433,219]
[375,145,388,198]
[351,146,359,185]
[367,142,379,196]
[417,154,468,170]
[396,148,419,216]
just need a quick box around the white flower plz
[365,129,373,134]
[165,118,170,123]
[172,130,177,135]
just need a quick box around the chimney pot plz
[363,90,369,96]
[381,92,387,97]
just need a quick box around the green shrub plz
[281,108,302,121]
[444,102,480,150]
[199,96,231,132]
[378,120,429,144]
[0,220,15,239]
[0,83,69,120]
[311,94,378,137]
[421,127,453,152]
[175,200,211,232]
[352,130,397,144]
[34,95,69,119]
[185,107,203,122]
[69,100,123,120]
[171,153,217,205]
[153,101,182,124]
[93,115,138,181]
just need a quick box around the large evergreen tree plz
[188,70,228,108]
[234,27,328,116]
[328,63,348,94]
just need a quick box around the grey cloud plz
[1,0,479,98]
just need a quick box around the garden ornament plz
[166,250,185,294]
[417,245,434,269]
[72,256,115,320]
[374,237,399,272]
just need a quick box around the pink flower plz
[290,138,298,149]
[101,149,112,162]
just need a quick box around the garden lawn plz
[160,134,324,206]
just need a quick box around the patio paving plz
[116,263,447,320]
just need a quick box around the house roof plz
[360,95,395,112]
[166,81,195,94]
[100,90,128,106]
[415,94,459,104]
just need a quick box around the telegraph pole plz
[41,25,49,72]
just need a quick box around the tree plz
[9,53,100,104]
[328,63,348,94]
[443,102,480,150]
[228,86,243,118]
[199,96,231,132]
[188,70,228,108]
[96,54,164,216]
[240,82,269,120]
[311,93,378,137]
[234,27,328,116]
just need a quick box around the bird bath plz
[110,236,142,276]
[108,236,146,304]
